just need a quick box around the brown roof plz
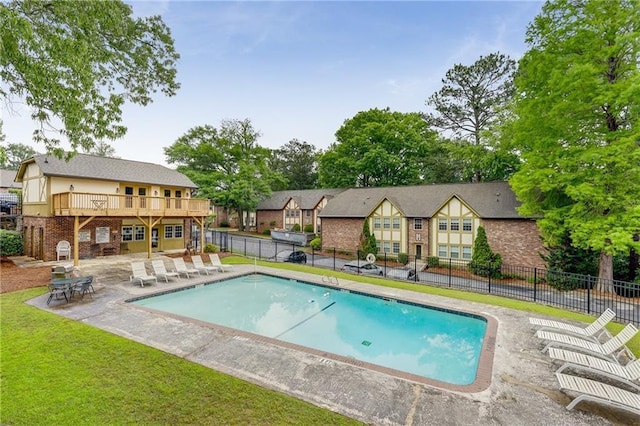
[15,154,197,188]
[257,188,346,210]
[318,182,524,219]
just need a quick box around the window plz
[392,218,400,229]
[373,218,381,229]
[164,225,173,239]
[134,226,145,241]
[450,218,460,231]
[383,218,390,229]
[164,189,171,208]
[462,246,472,259]
[392,242,400,254]
[174,225,183,238]
[376,241,381,253]
[450,246,460,259]
[414,218,422,230]
[463,218,473,232]
[305,210,311,217]
[122,226,133,241]
[438,245,447,258]
[438,218,447,231]
[383,241,390,253]
[175,190,182,209]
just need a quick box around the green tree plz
[426,53,516,182]
[270,139,320,190]
[468,226,502,278]
[1,0,179,155]
[0,143,37,170]
[357,219,377,260]
[318,108,438,188]
[82,141,118,158]
[509,0,640,291]
[165,119,284,232]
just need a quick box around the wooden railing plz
[52,192,210,217]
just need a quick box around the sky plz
[2,0,545,167]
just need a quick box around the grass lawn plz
[2,255,638,425]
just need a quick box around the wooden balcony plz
[52,192,210,217]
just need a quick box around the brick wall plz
[22,216,126,261]
[256,210,282,234]
[321,218,364,253]
[482,219,546,268]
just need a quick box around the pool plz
[129,273,495,388]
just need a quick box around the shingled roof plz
[16,154,197,188]
[257,188,346,210]
[0,169,21,190]
[318,181,523,219]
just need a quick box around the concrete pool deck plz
[27,258,637,425]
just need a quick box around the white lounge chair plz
[130,261,157,287]
[209,253,232,272]
[191,255,218,275]
[556,372,640,415]
[171,257,200,278]
[549,347,640,391]
[56,240,71,261]
[530,308,615,342]
[151,259,180,282]
[538,323,638,364]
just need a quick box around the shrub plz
[309,237,322,251]
[220,221,229,228]
[262,229,271,236]
[303,224,314,233]
[269,221,277,227]
[203,243,218,253]
[427,256,440,268]
[0,230,23,256]
[468,226,502,278]
[397,253,408,265]
[357,219,377,260]
[292,223,301,232]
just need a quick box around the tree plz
[164,119,284,231]
[0,143,37,170]
[270,139,320,190]
[358,219,377,260]
[426,53,516,182]
[509,0,640,292]
[1,0,179,155]
[82,141,118,158]
[318,108,438,188]
[468,226,502,278]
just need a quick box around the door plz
[415,244,422,260]
[152,228,159,249]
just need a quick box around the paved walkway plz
[24,256,637,425]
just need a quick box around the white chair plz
[191,255,218,275]
[549,347,640,391]
[151,259,180,282]
[56,240,71,261]
[556,372,640,415]
[538,323,638,364]
[170,257,200,278]
[209,253,232,272]
[530,308,615,342]
[130,261,157,287]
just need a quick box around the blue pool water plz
[131,274,487,385]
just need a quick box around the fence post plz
[448,258,452,287]
[333,248,336,271]
[587,275,591,314]
[258,239,262,260]
[243,238,247,256]
[533,268,537,302]
[311,247,315,267]
[488,262,492,293]
[414,255,418,282]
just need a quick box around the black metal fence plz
[200,231,640,325]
